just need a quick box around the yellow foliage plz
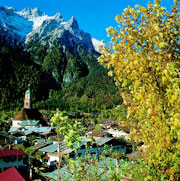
[99,1,180,180]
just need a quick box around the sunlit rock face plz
[0,6,98,53]
[0,6,103,83]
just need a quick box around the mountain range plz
[1,7,106,82]
[0,6,120,111]
[0,6,103,53]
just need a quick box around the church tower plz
[24,87,32,109]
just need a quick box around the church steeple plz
[24,85,32,109]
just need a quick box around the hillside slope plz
[0,6,122,111]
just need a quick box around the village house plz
[0,149,26,172]
[0,167,25,181]
[9,126,52,134]
[8,126,53,146]
[39,137,127,166]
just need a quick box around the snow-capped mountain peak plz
[92,38,105,52]
[31,7,44,17]
[0,6,101,53]
[66,16,79,30]
[54,12,64,22]
[17,8,55,31]
[17,7,44,18]
[4,6,16,11]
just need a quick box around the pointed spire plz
[24,85,32,109]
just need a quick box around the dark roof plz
[0,149,26,158]
[13,108,43,121]
[31,142,52,151]
[0,167,25,181]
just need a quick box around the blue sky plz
[0,0,176,42]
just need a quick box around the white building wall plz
[12,120,22,127]
[47,155,59,166]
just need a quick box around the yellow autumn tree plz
[99,0,180,180]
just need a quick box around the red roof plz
[42,131,55,136]
[0,167,25,181]
[0,149,26,158]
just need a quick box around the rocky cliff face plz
[0,6,103,83]
[0,6,121,111]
